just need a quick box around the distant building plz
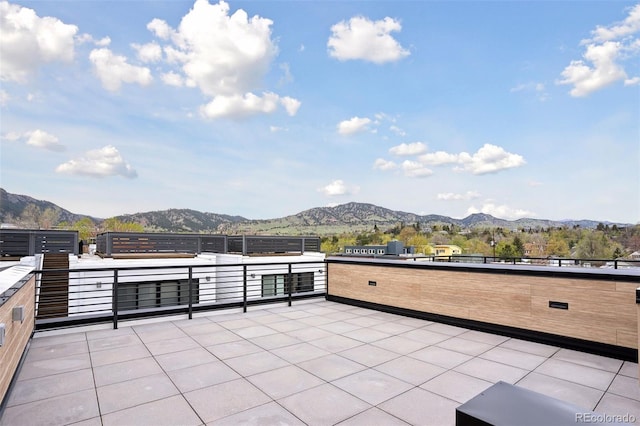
[432,244,462,257]
[344,240,415,256]
[524,242,546,257]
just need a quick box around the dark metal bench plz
[456,381,627,426]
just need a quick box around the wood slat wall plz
[0,276,35,404]
[327,263,637,349]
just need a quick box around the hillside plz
[0,188,98,225]
[116,209,247,233]
[0,188,629,235]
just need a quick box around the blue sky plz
[1,1,639,223]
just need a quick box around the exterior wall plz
[66,254,228,315]
[62,252,326,315]
[243,253,326,300]
[0,275,35,404]
[327,260,638,350]
[432,245,462,256]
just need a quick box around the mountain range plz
[0,188,630,235]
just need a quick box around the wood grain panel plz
[328,262,637,350]
[0,276,35,404]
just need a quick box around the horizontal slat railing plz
[415,255,640,269]
[33,260,327,330]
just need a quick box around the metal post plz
[243,265,247,313]
[188,267,193,320]
[288,263,293,307]
[112,270,119,329]
[324,262,329,300]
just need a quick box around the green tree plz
[71,217,97,241]
[102,217,145,232]
[545,232,570,257]
[465,238,491,256]
[321,236,341,254]
[407,234,430,254]
[398,226,417,245]
[575,231,610,259]
[512,235,525,257]
[496,242,516,259]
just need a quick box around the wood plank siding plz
[0,275,35,405]
[327,260,638,352]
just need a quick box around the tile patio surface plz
[1,298,639,425]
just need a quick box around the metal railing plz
[420,255,640,269]
[34,260,327,330]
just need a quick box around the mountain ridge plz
[0,188,632,235]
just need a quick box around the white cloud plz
[591,4,640,43]
[328,16,410,64]
[279,62,293,85]
[280,96,301,116]
[318,179,360,196]
[337,116,371,135]
[389,142,427,156]
[1,131,21,141]
[419,151,460,166]
[558,42,628,97]
[270,126,287,132]
[161,71,184,87]
[510,81,549,101]
[625,76,640,86]
[466,203,535,220]
[457,144,526,175]
[1,129,65,151]
[0,89,9,106]
[558,4,639,96]
[200,92,280,119]
[402,160,433,178]
[146,0,296,118]
[56,145,137,178]
[89,48,153,91]
[132,42,162,63]
[373,158,397,171]
[0,1,78,83]
[24,129,65,151]
[147,18,173,40]
[76,33,111,47]
[418,144,525,175]
[437,191,481,201]
[389,125,406,136]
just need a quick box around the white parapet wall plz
[64,252,326,316]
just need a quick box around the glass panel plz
[276,275,285,295]
[262,275,275,297]
[160,281,179,306]
[138,282,157,308]
[118,284,137,311]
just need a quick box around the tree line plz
[6,203,640,260]
[6,204,144,242]
[320,222,640,260]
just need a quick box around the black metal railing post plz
[243,265,247,313]
[188,266,193,320]
[112,269,119,329]
[288,263,293,307]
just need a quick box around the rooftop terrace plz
[1,298,638,425]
